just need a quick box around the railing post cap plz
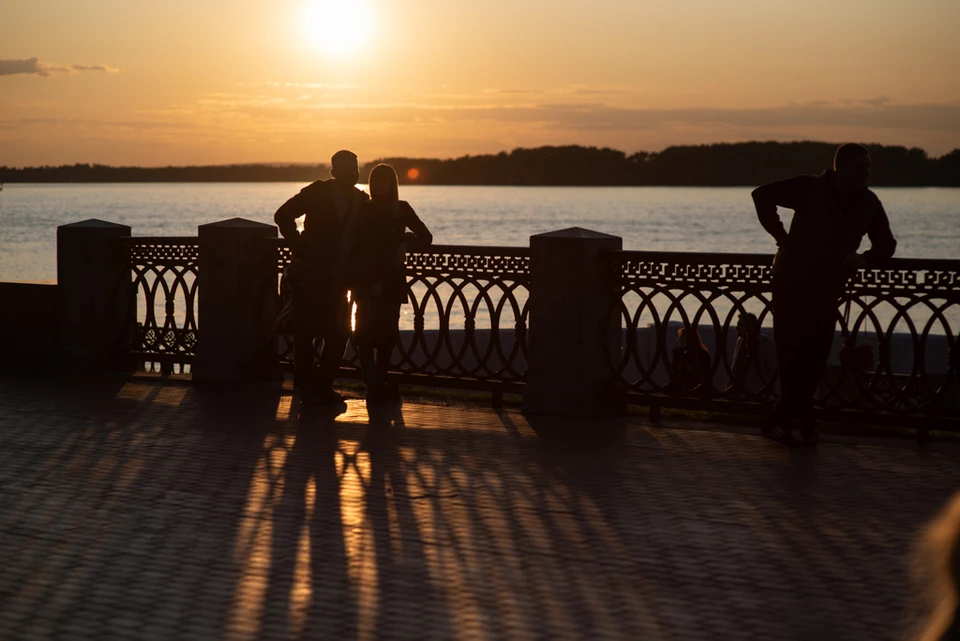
[531,227,621,241]
[57,219,130,231]
[199,217,275,231]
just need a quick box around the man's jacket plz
[752,169,897,297]
[274,178,369,276]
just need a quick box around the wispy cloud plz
[0,57,119,77]
[237,81,359,90]
[191,96,960,134]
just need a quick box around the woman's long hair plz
[913,491,960,641]
[368,164,399,208]
[677,327,708,353]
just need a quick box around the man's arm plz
[860,200,897,266]
[751,175,811,247]
[274,193,307,249]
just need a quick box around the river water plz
[1,183,957,282]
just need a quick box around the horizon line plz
[3,139,958,170]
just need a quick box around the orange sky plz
[2,0,958,165]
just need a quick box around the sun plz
[302,1,374,56]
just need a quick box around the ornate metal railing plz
[127,237,199,375]
[274,242,530,392]
[601,250,960,429]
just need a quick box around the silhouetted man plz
[275,150,369,404]
[752,143,896,445]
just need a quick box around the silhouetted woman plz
[352,164,432,401]
[913,491,960,641]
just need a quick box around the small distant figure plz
[668,327,713,393]
[274,150,370,404]
[725,312,777,399]
[912,491,960,641]
[752,143,897,446]
[351,164,432,403]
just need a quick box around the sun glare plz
[302,0,374,56]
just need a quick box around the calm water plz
[1,183,958,282]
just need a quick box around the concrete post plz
[522,227,622,416]
[192,218,278,382]
[56,219,133,372]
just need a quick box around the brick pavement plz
[1,374,959,640]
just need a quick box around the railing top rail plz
[269,237,529,257]
[408,244,530,257]
[123,236,201,245]
[604,249,960,272]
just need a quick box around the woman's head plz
[736,312,760,337]
[677,327,707,351]
[368,164,399,206]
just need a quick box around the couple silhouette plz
[274,150,432,405]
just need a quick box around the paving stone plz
[1,374,958,640]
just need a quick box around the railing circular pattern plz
[602,250,960,424]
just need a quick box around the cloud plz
[188,95,959,154]
[69,64,118,73]
[482,88,545,95]
[0,58,44,76]
[210,97,960,134]
[0,57,119,77]
[861,96,891,108]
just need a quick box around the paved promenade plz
[1,374,959,641]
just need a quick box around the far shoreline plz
[3,142,958,187]
[3,182,959,188]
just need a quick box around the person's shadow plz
[263,401,357,639]
[362,401,454,636]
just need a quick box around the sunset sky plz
[2,0,958,166]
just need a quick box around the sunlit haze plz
[1,0,958,165]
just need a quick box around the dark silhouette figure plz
[725,312,776,399]
[274,150,369,404]
[752,143,897,446]
[668,327,712,393]
[351,164,432,401]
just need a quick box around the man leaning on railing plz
[274,150,369,405]
[752,142,897,447]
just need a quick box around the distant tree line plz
[3,142,958,186]
[367,142,960,186]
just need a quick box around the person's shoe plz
[760,416,778,438]
[799,420,820,447]
[304,388,345,405]
[763,420,800,448]
[381,382,402,403]
[760,413,791,438]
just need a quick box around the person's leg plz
[358,345,378,394]
[795,295,839,442]
[376,302,402,400]
[315,290,351,393]
[291,269,319,392]
[771,284,804,425]
[375,346,393,385]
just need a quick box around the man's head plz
[833,143,871,193]
[330,150,360,187]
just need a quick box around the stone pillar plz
[522,227,622,416]
[192,218,278,382]
[56,219,133,372]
